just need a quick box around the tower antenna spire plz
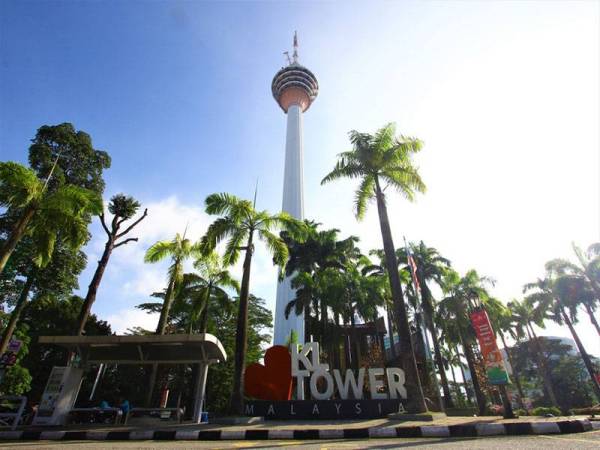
[292,31,298,64]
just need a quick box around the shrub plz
[514,408,528,416]
[531,406,561,416]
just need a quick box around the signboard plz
[244,343,408,418]
[470,308,510,385]
[33,366,84,425]
[0,339,22,368]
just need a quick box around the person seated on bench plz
[99,400,111,409]
[118,397,130,416]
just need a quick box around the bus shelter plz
[37,334,227,424]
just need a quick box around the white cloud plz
[105,308,159,334]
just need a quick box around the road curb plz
[0,419,593,441]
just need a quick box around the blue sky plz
[1,1,598,352]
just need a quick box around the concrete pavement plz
[1,431,600,449]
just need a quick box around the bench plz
[68,407,123,425]
[0,396,27,430]
[125,407,183,425]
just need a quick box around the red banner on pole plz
[470,308,510,385]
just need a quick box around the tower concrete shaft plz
[273,104,304,345]
[271,34,318,346]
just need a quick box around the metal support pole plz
[192,362,209,423]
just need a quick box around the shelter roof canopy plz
[38,333,227,365]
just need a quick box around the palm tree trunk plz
[199,284,213,334]
[386,302,396,360]
[0,275,34,354]
[421,286,453,408]
[229,232,254,415]
[321,300,328,344]
[559,306,600,402]
[460,332,487,415]
[349,310,360,370]
[526,323,560,408]
[0,204,36,275]
[146,268,178,405]
[498,332,526,411]
[156,276,176,335]
[449,361,458,402]
[457,355,473,405]
[374,178,427,413]
[77,239,114,335]
[584,303,600,338]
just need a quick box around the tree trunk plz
[229,232,254,415]
[498,332,526,411]
[0,275,34,354]
[449,361,458,402]
[526,323,560,408]
[304,301,310,341]
[0,204,36,275]
[457,352,473,405]
[374,178,427,413]
[198,284,213,334]
[156,275,177,335]
[559,306,600,402]
[386,302,396,360]
[584,303,600,338]
[349,310,360,370]
[460,332,487,415]
[77,238,114,335]
[321,300,328,344]
[421,285,454,408]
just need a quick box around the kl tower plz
[272,32,319,345]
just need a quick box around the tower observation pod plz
[272,33,319,346]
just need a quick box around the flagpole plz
[403,236,444,412]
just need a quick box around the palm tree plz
[321,123,427,413]
[192,252,239,333]
[508,297,560,408]
[143,231,201,406]
[282,222,359,339]
[525,274,600,403]
[0,161,102,274]
[546,248,600,337]
[487,299,527,411]
[399,241,454,408]
[0,163,102,354]
[362,249,402,360]
[200,192,305,415]
[76,194,147,335]
[145,232,201,335]
[438,269,491,415]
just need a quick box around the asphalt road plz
[2,431,600,450]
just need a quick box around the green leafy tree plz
[321,123,427,413]
[510,338,598,411]
[76,194,147,335]
[200,192,305,415]
[1,123,109,351]
[204,295,273,413]
[18,295,112,400]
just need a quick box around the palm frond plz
[354,175,375,220]
[144,240,175,263]
[0,161,44,208]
